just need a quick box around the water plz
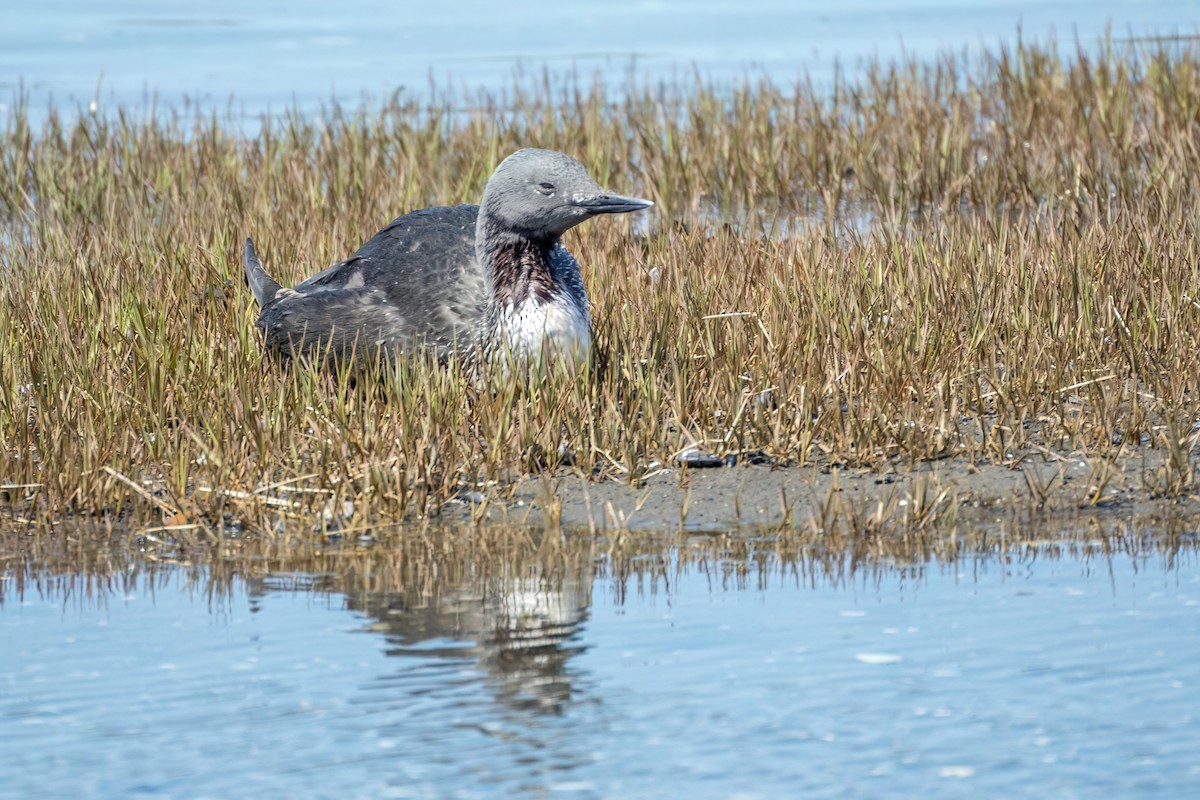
[2,1,1197,123]
[5,3,1200,796]
[3,534,1199,798]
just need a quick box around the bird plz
[243,148,653,370]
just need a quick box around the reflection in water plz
[335,564,590,716]
[3,520,1200,798]
[224,531,598,722]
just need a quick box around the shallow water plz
[3,533,1199,798]
[2,0,1196,123]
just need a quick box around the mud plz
[467,449,1200,531]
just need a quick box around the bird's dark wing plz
[256,205,487,362]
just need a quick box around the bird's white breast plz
[497,295,592,368]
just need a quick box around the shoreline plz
[484,449,1200,534]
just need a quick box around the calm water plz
[3,536,1199,798]
[2,1,1198,123]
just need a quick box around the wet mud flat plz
[486,448,1200,532]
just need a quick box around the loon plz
[244,148,653,368]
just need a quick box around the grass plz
[2,36,1200,535]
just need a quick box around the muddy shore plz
[466,449,1200,532]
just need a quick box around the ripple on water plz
[1,542,1199,798]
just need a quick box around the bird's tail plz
[243,237,282,307]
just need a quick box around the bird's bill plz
[571,193,655,214]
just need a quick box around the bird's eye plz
[537,182,555,194]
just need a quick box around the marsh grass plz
[3,37,1200,535]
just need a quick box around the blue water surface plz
[2,546,1198,798]
[2,0,1197,122]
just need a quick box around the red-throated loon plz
[243,148,652,368]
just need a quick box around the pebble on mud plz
[676,448,724,468]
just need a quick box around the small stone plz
[676,448,723,468]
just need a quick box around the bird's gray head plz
[478,148,653,241]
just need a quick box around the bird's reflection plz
[263,538,598,717]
